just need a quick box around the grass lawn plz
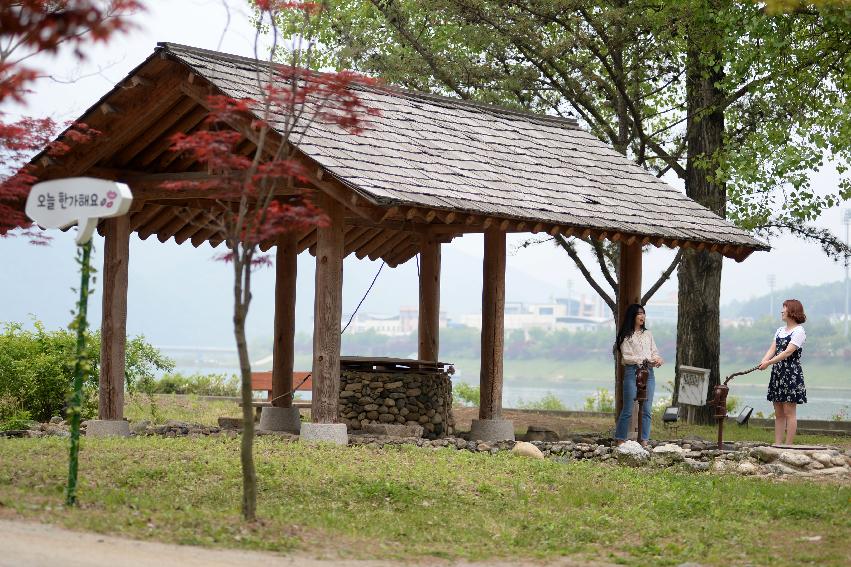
[5,397,844,565]
[1,437,849,566]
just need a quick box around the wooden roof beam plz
[344,226,375,256]
[157,208,198,242]
[191,223,222,247]
[369,231,409,261]
[134,104,208,168]
[111,96,198,167]
[347,228,384,256]
[130,203,165,231]
[358,230,396,260]
[387,244,417,268]
[384,235,415,265]
[138,208,178,240]
[298,229,317,253]
[173,212,211,245]
[47,68,187,179]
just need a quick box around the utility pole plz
[767,274,776,318]
[844,209,850,337]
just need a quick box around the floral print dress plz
[766,328,807,404]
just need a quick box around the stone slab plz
[299,422,348,445]
[469,419,515,442]
[85,420,130,438]
[258,407,301,433]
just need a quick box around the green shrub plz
[515,392,567,411]
[452,381,480,407]
[0,321,174,422]
[0,395,33,431]
[583,388,615,413]
[152,373,240,397]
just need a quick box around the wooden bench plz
[241,371,313,418]
[250,371,313,401]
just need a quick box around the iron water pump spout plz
[709,366,758,449]
[635,360,651,444]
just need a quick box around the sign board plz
[678,365,710,406]
[25,178,133,244]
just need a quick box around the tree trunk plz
[234,252,256,521]
[675,8,727,424]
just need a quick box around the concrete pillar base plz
[299,422,348,445]
[85,420,130,438]
[469,419,515,442]
[259,407,301,433]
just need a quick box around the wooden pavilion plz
[26,44,767,440]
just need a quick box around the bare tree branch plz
[553,233,616,313]
[641,249,683,305]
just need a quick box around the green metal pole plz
[66,240,93,506]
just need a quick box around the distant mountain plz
[723,280,847,321]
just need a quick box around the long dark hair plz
[615,303,646,353]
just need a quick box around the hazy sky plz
[2,0,849,347]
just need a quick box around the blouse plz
[775,325,806,348]
[619,329,660,366]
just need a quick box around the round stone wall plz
[339,370,453,438]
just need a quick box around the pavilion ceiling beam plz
[387,244,417,268]
[138,208,178,240]
[356,230,395,260]
[133,104,209,169]
[370,231,409,261]
[129,204,165,231]
[157,208,199,243]
[173,212,211,245]
[191,220,223,247]
[111,96,198,167]
[345,227,382,257]
[46,67,187,179]
[384,233,415,264]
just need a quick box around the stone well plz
[338,366,453,439]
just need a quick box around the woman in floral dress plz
[758,299,807,446]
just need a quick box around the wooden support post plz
[311,198,344,424]
[272,232,298,408]
[615,241,643,420]
[479,229,506,420]
[418,233,441,362]
[99,216,130,420]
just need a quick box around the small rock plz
[511,441,544,459]
[812,451,833,467]
[130,420,151,434]
[49,416,62,424]
[653,443,686,455]
[614,441,649,467]
[736,461,759,475]
[750,445,781,463]
[779,451,812,468]
[684,458,710,472]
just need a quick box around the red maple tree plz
[164,1,379,520]
[0,1,142,238]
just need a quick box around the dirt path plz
[0,518,612,567]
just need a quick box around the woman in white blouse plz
[758,299,807,445]
[614,304,664,447]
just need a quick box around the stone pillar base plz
[299,422,348,445]
[259,407,301,433]
[469,419,515,442]
[85,420,130,438]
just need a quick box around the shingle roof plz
[159,43,767,254]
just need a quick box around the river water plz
[169,365,850,420]
[501,379,851,421]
